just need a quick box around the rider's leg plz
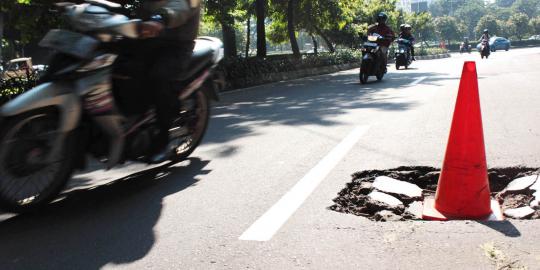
[380,46,389,72]
[147,41,194,162]
[410,46,416,60]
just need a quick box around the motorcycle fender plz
[0,82,82,132]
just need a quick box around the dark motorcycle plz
[395,38,412,70]
[480,40,490,59]
[359,33,391,84]
[0,0,224,213]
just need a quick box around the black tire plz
[0,109,76,213]
[359,70,369,84]
[395,63,400,70]
[505,46,509,51]
[171,90,210,161]
[376,73,384,81]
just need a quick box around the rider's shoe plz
[146,131,173,164]
[147,140,178,164]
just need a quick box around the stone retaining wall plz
[224,53,452,91]
[227,62,361,90]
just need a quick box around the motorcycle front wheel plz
[376,72,384,81]
[170,90,210,161]
[359,71,369,84]
[0,109,76,213]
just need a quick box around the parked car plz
[528,35,540,40]
[1,57,34,79]
[476,37,511,52]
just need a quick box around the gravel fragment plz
[503,207,536,219]
[374,210,403,222]
[373,176,423,199]
[505,175,538,192]
[368,191,403,207]
[405,201,424,219]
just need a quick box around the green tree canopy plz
[530,16,540,33]
[434,15,462,43]
[475,14,500,37]
[512,0,540,18]
[508,12,531,39]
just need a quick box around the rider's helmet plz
[400,24,406,32]
[483,29,489,34]
[376,12,388,24]
[404,24,412,30]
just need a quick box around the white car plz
[528,35,540,40]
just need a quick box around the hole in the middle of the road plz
[329,167,540,221]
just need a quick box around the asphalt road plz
[1,48,540,270]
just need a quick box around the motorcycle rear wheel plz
[170,90,210,162]
[0,109,76,213]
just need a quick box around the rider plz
[462,37,470,52]
[115,0,201,163]
[367,12,395,71]
[398,24,415,60]
[479,29,490,52]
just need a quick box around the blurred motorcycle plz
[0,0,224,213]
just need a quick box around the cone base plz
[422,198,504,221]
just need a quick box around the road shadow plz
[206,69,457,148]
[0,158,210,270]
[476,220,521,238]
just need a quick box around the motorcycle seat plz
[178,37,221,81]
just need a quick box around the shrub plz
[220,49,362,82]
[416,47,449,56]
[0,72,39,106]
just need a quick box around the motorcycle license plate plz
[39,29,99,59]
[364,42,377,47]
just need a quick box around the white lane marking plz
[409,76,427,86]
[239,125,370,241]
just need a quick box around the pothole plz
[329,166,540,221]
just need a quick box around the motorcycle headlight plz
[77,54,117,72]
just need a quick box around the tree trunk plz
[287,0,300,57]
[311,34,318,55]
[221,18,237,58]
[255,0,267,58]
[314,26,335,53]
[245,15,251,58]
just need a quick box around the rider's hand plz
[139,21,164,39]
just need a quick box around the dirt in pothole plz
[329,166,540,221]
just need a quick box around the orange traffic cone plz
[423,61,503,221]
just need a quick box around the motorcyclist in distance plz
[367,12,395,72]
[462,37,470,53]
[479,29,490,51]
[399,24,416,61]
[114,0,201,163]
